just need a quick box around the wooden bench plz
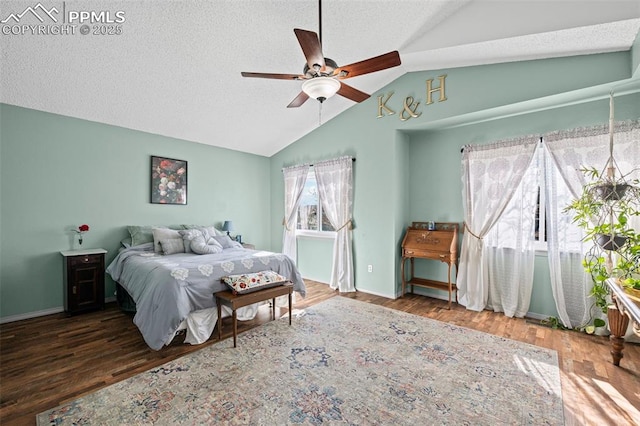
[215,284,293,347]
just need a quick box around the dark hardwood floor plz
[1,280,639,425]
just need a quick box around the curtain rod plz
[460,136,543,153]
[282,157,355,171]
[309,158,356,167]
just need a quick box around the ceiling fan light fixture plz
[302,77,340,103]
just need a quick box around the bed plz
[106,231,305,350]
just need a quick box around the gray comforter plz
[106,244,306,350]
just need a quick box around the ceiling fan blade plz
[334,51,401,79]
[337,82,370,103]
[287,91,310,108]
[241,72,303,80]
[294,28,326,73]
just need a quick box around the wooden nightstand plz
[60,249,107,315]
[241,243,255,249]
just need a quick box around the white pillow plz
[152,228,182,253]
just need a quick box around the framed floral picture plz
[151,156,187,205]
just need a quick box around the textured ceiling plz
[1,1,639,157]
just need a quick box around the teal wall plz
[407,93,640,317]
[2,51,639,321]
[393,131,411,296]
[269,51,640,315]
[296,236,334,282]
[268,93,398,296]
[0,105,271,319]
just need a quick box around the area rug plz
[37,297,564,425]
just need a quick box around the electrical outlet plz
[367,265,373,273]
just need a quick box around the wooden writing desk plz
[400,222,459,309]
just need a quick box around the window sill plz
[296,230,336,240]
[534,242,547,256]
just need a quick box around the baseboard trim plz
[305,279,398,300]
[384,289,551,320]
[355,287,397,299]
[524,311,551,321]
[0,307,64,324]
[357,286,456,301]
[0,296,117,324]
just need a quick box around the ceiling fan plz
[240,0,401,108]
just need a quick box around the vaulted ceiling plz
[1,1,639,156]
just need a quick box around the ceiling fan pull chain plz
[318,0,322,46]
[319,102,323,126]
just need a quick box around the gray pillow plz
[181,227,227,253]
[178,230,195,253]
[152,228,183,253]
[181,225,224,236]
[128,225,181,246]
[212,235,234,248]
[128,225,155,246]
[159,238,185,255]
[190,231,224,255]
[179,229,201,253]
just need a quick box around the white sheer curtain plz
[282,164,310,264]
[314,156,355,292]
[484,145,539,317]
[458,136,539,312]
[544,119,640,328]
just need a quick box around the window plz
[488,140,547,252]
[534,144,548,248]
[297,169,335,235]
[534,187,548,243]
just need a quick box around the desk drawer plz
[68,254,102,267]
[403,249,449,260]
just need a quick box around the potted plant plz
[616,230,640,298]
[564,165,640,331]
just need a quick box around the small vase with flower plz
[74,224,90,246]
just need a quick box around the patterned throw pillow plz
[221,271,289,295]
